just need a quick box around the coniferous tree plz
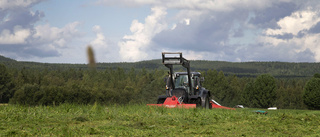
[241,82,257,107]
[242,74,276,108]
[0,64,15,103]
[303,73,320,110]
[254,74,277,108]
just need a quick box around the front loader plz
[148,52,211,109]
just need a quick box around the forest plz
[0,55,319,109]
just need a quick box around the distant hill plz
[0,55,319,78]
[0,55,16,62]
[98,60,319,78]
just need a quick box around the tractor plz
[148,52,211,109]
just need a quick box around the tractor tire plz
[157,98,165,104]
[202,96,210,109]
[196,98,202,108]
[157,95,167,104]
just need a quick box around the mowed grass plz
[1,103,320,136]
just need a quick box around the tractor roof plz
[174,72,201,76]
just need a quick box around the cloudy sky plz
[1,0,320,63]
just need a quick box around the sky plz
[1,0,320,63]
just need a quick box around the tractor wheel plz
[157,98,166,104]
[196,98,202,108]
[202,96,210,109]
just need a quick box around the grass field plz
[1,103,320,136]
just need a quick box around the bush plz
[38,85,66,105]
[303,77,320,110]
[10,84,39,105]
[11,84,67,105]
[64,82,92,104]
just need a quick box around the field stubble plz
[1,103,320,136]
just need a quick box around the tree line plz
[0,63,319,109]
[2,54,320,78]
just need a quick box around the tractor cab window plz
[174,75,187,88]
[173,74,197,95]
[174,74,196,89]
[174,74,188,89]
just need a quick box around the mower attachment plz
[210,99,235,110]
[147,96,196,109]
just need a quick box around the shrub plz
[10,84,39,105]
[37,85,66,105]
[303,77,320,110]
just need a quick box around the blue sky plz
[1,0,320,63]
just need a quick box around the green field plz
[1,104,320,136]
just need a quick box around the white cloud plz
[264,9,320,36]
[95,0,158,7]
[33,22,81,48]
[170,24,177,30]
[118,6,167,61]
[102,0,295,62]
[184,18,190,25]
[97,0,292,12]
[109,0,320,62]
[89,25,111,62]
[0,0,42,10]
[0,0,86,62]
[3,0,320,63]
[90,25,107,48]
[183,50,203,60]
[260,8,320,61]
[0,25,30,44]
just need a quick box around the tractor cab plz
[168,72,203,96]
[174,73,189,88]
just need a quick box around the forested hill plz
[0,55,17,62]
[1,55,319,78]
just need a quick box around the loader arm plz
[162,52,192,94]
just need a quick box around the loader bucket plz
[147,96,196,109]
